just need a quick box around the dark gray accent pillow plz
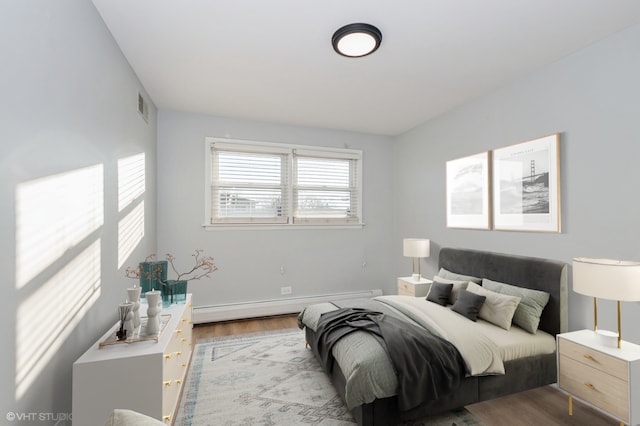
[482,278,551,334]
[433,275,468,304]
[451,289,486,321]
[438,267,482,284]
[426,282,453,306]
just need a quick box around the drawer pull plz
[176,351,182,356]
[584,383,595,390]
[175,379,182,384]
[181,338,188,343]
[583,354,595,361]
[164,354,172,360]
[176,329,183,334]
[182,363,187,367]
[163,380,172,387]
[163,415,171,422]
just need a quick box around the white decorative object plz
[145,290,162,335]
[402,238,430,280]
[573,257,640,348]
[127,286,142,330]
[121,302,134,336]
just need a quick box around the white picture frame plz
[446,152,491,230]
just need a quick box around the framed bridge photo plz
[492,134,561,232]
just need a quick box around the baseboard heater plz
[192,289,383,324]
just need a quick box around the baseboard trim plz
[192,289,383,323]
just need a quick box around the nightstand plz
[557,329,640,426]
[397,276,432,297]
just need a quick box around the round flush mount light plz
[332,23,382,58]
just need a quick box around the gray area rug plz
[175,329,484,425]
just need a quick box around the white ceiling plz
[92,1,640,136]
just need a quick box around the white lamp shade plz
[403,238,430,258]
[573,257,640,301]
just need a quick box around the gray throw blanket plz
[313,307,465,412]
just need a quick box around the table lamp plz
[403,238,430,280]
[573,257,640,348]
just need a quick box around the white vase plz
[145,290,162,335]
[127,286,142,331]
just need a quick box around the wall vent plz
[137,92,149,123]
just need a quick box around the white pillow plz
[466,282,521,330]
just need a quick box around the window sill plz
[202,223,365,231]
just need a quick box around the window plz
[205,138,362,227]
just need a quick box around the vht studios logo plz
[6,412,72,423]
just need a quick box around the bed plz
[298,247,568,425]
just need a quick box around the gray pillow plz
[482,278,551,334]
[437,267,482,284]
[426,282,453,306]
[451,289,486,321]
[466,282,521,330]
[433,275,468,304]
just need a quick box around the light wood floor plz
[193,315,616,426]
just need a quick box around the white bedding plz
[375,295,556,363]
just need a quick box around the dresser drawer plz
[559,337,628,381]
[559,355,629,422]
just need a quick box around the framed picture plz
[446,152,490,229]
[492,134,561,232]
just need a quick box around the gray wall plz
[1,2,158,422]
[157,111,396,306]
[394,23,640,342]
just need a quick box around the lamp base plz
[411,273,421,280]
[595,329,619,348]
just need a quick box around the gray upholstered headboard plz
[438,248,568,336]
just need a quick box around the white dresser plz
[557,329,640,426]
[73,294,193,425]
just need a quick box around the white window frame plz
[204,137,363,229]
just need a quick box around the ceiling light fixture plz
[332,23,382,58]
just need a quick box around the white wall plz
[157,111,395,307]
[393,23,640,343]
[1,2,157,422]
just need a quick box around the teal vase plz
[161,280,188,307]
[139,261,168,296]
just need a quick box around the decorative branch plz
[166,249,218,281]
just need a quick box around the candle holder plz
[145,290,162,335]
[127,286,142,330]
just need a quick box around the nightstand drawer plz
[559,338,628,381]
[397,277,431,297]
[559,354,629,422]
[398,280,415,296]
